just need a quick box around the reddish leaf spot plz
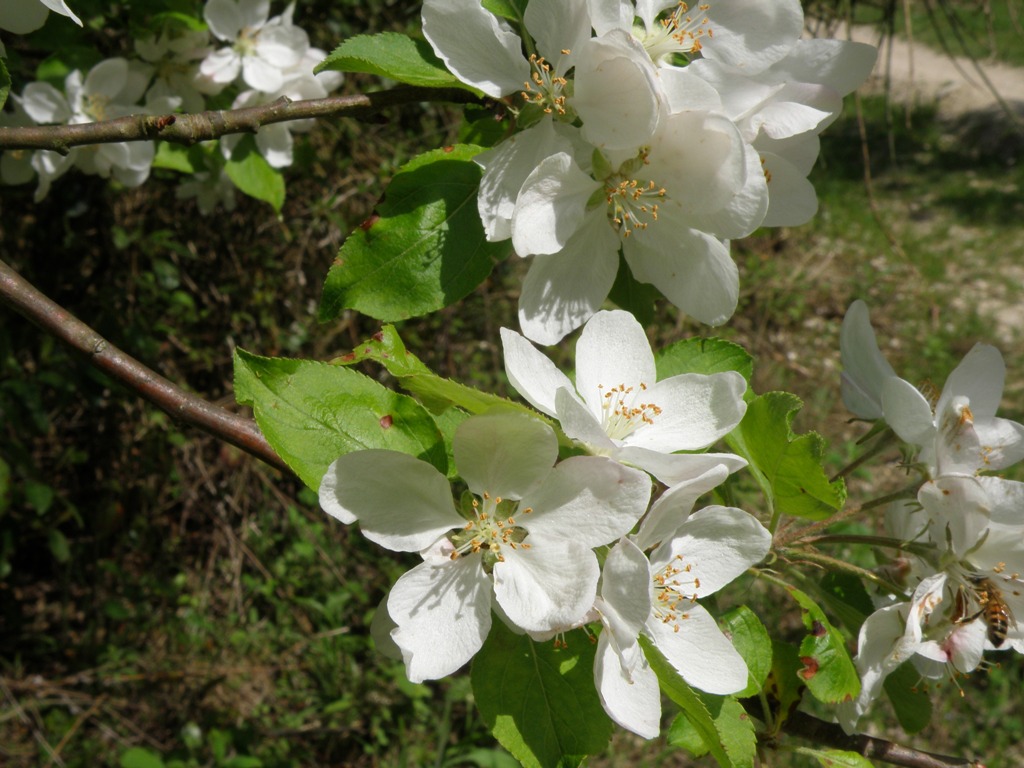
[372,331,384,342]
[339,352,355,362]
[380,415,393,429]
[443,145,454,153]
[798,657,819,680]
[811,620,827,637]
[360,214,380,231]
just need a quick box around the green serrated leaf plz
[224,137,284,212]
[119,747,165,768]
[784,586,860,705]
[320,145,509,322]
[315,32,471,91]
[444,747,521,768]
[655,337,754,384]
[721,606,772,697]
[333,326,522,417]
[233,348,446,490]
[642,636,742,768]
[883,661,932,734]
[608,253,657,326]
[798,747,875,768]
[472,623,611,768]
[725,392,846,521]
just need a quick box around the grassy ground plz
[3,3,1024,767]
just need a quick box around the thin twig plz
[0,86,483,153]
[782,711,985,768]
[0,259,292,475]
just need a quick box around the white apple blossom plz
[136,29,213,113]
[222,46,344,169]
[0,0,81,35]
[199,0,309,94]
[502,309,747,485]
[15,59,155,194]
[508,105,767,343]
[590,0,805,75]
[839,299,898,420]
[595,501,771,736]
[318,411,651,682]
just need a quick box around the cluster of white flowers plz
[422,0,877,344]
[0,0,342,209]
[319,310,772,737]
[838,300,1024,731]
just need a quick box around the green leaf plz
[784,586,859,705]
[818,572,873,634]
[720,606,772,697]
[798,748,875,767]
[333,326,523,417]
[725,392,846,521]
[25,480,55,515]
[608,254,657,326]
[320,145,509,322]
[472,622,611,768]
[765,640,805,730]
[655,337,754,384]
[0,57,10,112]
[0,457,10,516]
[224,137,284,213]
[233,348,446,490]
[48,529,71,563]
[481,0,528,22]
[119,747,165,768]
[152,142,205,174]
[643,637,754,768]
[443,747,521,768]
[883,661,932,734]
[315,32,470,91]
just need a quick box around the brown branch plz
[783,711,985,768]
[0,258,292,476]
[0,86,484,153]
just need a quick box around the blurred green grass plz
[3,1,1024,766]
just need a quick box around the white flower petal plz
[21,82,72,124]
[493,537,599,632]
[881,377,935,445]
[599,538,654,644]
[205,0,243,40]
[839,300,897,419]
[595,633,661,738]
[40,0,83,25]
[634,464,731,550]
[0,0,50,34]
[627,371,747,452]
[645,601,748,694]
[940,343,1004,421]
[453,411,558,499]
[389,556,493,682]
[500,326,577,418]
[574,31,661,150]
[516,208,621,345]
[200,48,242,84]
[623,227,738,326]
[761,151,818,227]
[255,124,293,167]
[651,506,771,595]
[555,387,618,450]
[700,0,804,74]
[512,152,601,257]
[614,447,746,488]
[421,0,529,97]
[575,309,657,412]
[319,450,461,550]
[519,455,651,547]
[525,0,591,66]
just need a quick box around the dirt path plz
[843,24,1024,119]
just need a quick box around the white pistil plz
[449,492,532,563]
[597,381,662,440]
[654,554,701,632]
[641,1,714,63]
[520,53,570,116]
